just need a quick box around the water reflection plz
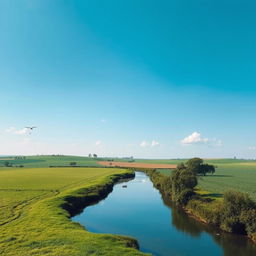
[163,188,256,256]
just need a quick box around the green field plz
[154,159,256,201]
[0,155,100,169]
[1,155,256,255]
[1,156,256,201]
[0,166,146,256]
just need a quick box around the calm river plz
[72,172,256,256]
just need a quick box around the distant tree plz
[70,162,77,166]
[93,154,97,158]
[186,158,215,176]
[199,164,215,176]
[4,161,12,167]
[186,158,203,174]
[88,154,92,158]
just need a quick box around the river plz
[72,172,256,256]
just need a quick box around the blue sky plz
[0,0,256,158]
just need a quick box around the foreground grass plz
[0,167,147,256]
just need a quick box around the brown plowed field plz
[98,161,177,169]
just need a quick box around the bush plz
[240,209,256,234]
[171,168,197,202]
[177,189,195,205]
[186,198,222,225]
[220,190,256,234]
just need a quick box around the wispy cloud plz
[140,141,148,147]
[151,140,160,147]
[181,132,222,147]
[95,140,102,146]
[5,127,29,135]
[249,146,256,150]
[140,140,160,147]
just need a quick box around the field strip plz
[98,161,177,169]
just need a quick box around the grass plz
[197,161,256,201]
[0,155,100,168]
[154,159,256,201]
[2,155,256,254]
[0,167,147,256]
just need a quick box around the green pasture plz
[0,167,146,256]
[0,155,100,168]
[156,159,256,201]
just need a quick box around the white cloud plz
[140,141,148,147]
[249,146,256,150]
[140,140,160,147]
[5,127,29,135]
[101,119,106,123]
[181,132,208,144]
[5,127,16,133]
[15,128,29,135]
[181,132,222,147]
[151,140,160,147]
[95,140,102,146]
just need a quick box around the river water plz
[72,172,256,256]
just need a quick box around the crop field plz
[0,155,100,168]
[0,167,146,256]
[98,161,177,169]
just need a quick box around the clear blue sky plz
[0,0,256,158]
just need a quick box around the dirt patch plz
[98,161,177,169]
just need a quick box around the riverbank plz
[0,167,148,256]
[144,169,256,244]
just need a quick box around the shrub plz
[220,190,256,234]
[240,209,256,234]
[177,189,195,205]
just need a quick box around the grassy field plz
[1,156,256,200]
[0,155,100,168]
[155,159,256,201]
[0,166,147,256]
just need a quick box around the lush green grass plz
[197,161,256,201]
[0,155,100,168]
[0,167,147,256]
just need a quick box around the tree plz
[70,162,77,166]
[88,154,92,158]
[4,161,12,167]
[176,162,186,171]
[171,168,197,204]
[199,164,215,176]
[93,154,97,158]
[186,158,215,176]
[186,158,203,174]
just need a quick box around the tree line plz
[146,158,256,241]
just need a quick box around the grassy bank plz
[0,167,148,256]
[145,168,256,243]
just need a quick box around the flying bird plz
[25,126,37,134]
[25,126,37,130]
